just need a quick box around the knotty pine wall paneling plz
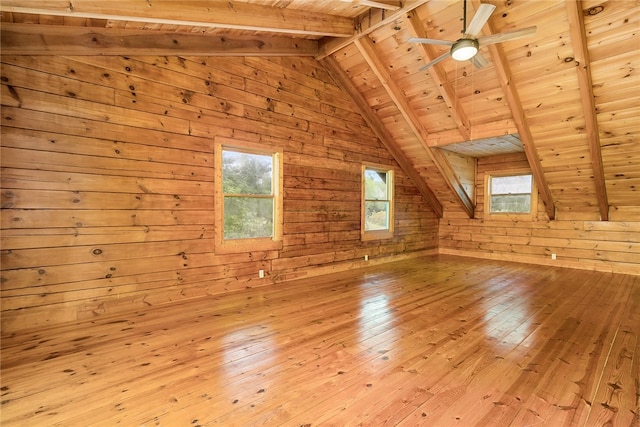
[439,153,640,275]
[1,55,439,333]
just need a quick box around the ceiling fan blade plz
[470,52,488,68]
[464,3,496,38]
[408,37,454,47]
[477,26,537,46]
[419,51,451,71]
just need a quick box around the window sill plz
[484,212,537,221]
[215,238,283,254]
[361,230,394,241]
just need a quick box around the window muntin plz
[488,174,533,214]
[362,165,394,240]
[215,140,282,252]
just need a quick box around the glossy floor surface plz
[2,255,639,426]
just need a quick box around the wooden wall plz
[439,152,640,276]
[0,55,439,333]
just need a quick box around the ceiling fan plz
[408,0,536,70]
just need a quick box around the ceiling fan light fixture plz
[451,38,479,61]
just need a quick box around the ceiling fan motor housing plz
[451,38,479,61]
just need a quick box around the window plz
[215,139,283,252]
[362,164,394,240]
[486,173,537,217]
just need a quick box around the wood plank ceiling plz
[2,0,639,221]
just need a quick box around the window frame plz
[484,171,538,220]
[361,163,395,241]
[214,138,283,253]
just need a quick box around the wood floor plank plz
[442,271,610,426]
[1,255,638,426]
[584,274,640,426]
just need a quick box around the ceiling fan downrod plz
[462,0,468,34]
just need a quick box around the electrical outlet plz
[551,253,556,260]
[259,269,265,278]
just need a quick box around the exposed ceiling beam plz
[0,0,355,38]
[355,36,475,218]
[476,5,556,220]
[321,56,444,218]
[317,0,429,59]
[404,10,472,142]
[340,0,401,11]
[566,0,609,221]
[426,119,518,148]
[0,23,318,56]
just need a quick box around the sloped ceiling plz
[2,0,639,221]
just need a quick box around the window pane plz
[364,169,388,200]
[491,175,532,195]
[224,197,273,239]
[489,174,533,213]
[491,195,531,213]
[222,150,272,195]
[365,201,390,231]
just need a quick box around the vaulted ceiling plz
[2,0,639,221]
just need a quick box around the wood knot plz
[585,5,604,15]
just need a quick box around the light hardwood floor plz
[1,255,638,426]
